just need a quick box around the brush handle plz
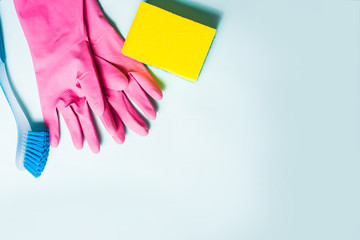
[0,8,30,131]
[0,61,31,132]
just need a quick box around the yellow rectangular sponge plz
[122,2,216,82]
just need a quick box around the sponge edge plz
[122,2,216,82]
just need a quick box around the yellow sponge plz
[122,2,216,82]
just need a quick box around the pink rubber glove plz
[14,0,117,153]
[84,0,163,144]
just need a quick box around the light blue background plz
[0,0,359,239]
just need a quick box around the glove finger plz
[80,74,105,116]
[71,102,100,154]
[93,55,128,91]
[58,103,83,150]
[113,135,124,145]
[109,103,125,144]
[130,72,163,101]
[99,100,125,144]
[80,65,119,136]
[43,109,60,148]
[79,58,118,136]
[124,77,156,120]
[108,91,148,136]
[77,44,106,116]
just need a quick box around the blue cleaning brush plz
[0,23,50,178]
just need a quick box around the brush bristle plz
[23,130,50,178]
